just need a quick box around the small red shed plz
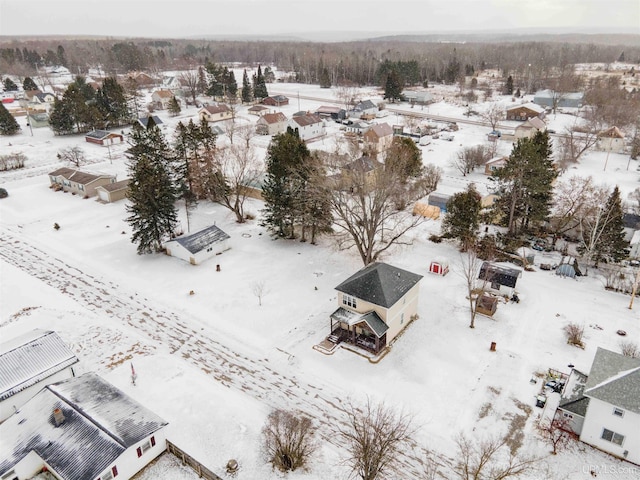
[429,259,449,276]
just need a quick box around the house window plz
[401,313,404,325]
[342,294,357,309]
[613,408,624,418]
[136,436,156,457]
[101,466,117,480]
[601,428,625,446]
[79,184,84,191]
[562,412,573,419]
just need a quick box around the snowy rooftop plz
[167,224,230,254]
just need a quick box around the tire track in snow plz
[0,230,452,477]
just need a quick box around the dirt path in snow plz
[0,229,452,478]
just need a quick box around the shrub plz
[564,323,584,348]
[619,340,639,358]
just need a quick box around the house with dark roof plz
[329,262,423,355]
[48,168,116,197]
[0,330,79,422]
[478,262,522,294]
[337,155,382,192]
[165,225,230,265]
[0,373,168,480]
[288,114,325,142]
[348,100,378,119]
[571,348,640,464]
[85,129,124,146]
[248,104,270,116]
[96,179,130,203]
[314,105,346,121]
[137,115,164,129]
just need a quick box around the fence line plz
[166,439,224,480]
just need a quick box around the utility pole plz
[629,266,640,309]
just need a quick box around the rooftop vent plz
[53,408,65,427]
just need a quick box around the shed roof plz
[137,115,164,128]
[85,130,123,140]
[478,262,522,288]
[506,102,545,114]
[167,224,230,254]
[584,347,640,414]
[0,373,167,480]
[0,330,79,402]
[335,262,422,309]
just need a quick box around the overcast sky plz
[1,0,638,39]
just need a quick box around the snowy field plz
[1,78,639,479]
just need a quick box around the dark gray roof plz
[559,369,589,416]
[335,262,423,309]
[330,308,388,338]
[168,224,230,254]
[343,155,380,174]
[584,347,640,414]
[0,330,79,401]
[559,396,590,417]
[478,262,522,288]
[354,100,376,111]
[0,373,168,480]
[137,115,163,127]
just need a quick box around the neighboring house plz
[557,348,640,465]
[96,179,130,203]
[239,172,266,201]
[427,192,452,213]
[26,112,49,128]
[484,156,508,175]
[514,117,546,139]
[505,102,546,121]
[0,373,168,480]
[329,262,423,354]
[478,262,522,294]
[533,89,584,109]
[623,213,640,243]
[23,90,42,102]
[314,105,346,121]
[48,167,116,197]
[165,224,230,265]
[0,330,79,422]
[248,105,270,116]
[402,90,435,105]
[137,115,163,129]
[199,104,233,123]
[339,155,382,191]
[262,95,289,106]
[345,121,370,135]
[256,112,288,135]
[33,92,56,104]
[85,129,124,146]
[629,230,640,259]
[288,114,325,142]
[151,89,174,110]
[348,100,378,119]
[363,123,394,154]
[598,126,626,153]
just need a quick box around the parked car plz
[489,130,502,137]
[440,132,454,141]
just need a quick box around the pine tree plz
[22,76,38,91]
[241,69,253,103]
[319,68,331,88]
[196,66,208,95]
[96,76,129,127]
[225,68,238,101]
[126,120,179,254]
[261,128,311,238]
[441,184,482,250]
[3,78,18,91]
[263,66,276,83]
[596,186,627,264]
[505,75,514,95]
[253,65,269,100]
[168,96,181,117]
[48,97,75,135]
[383,71,403,103]
[0,102,20,135]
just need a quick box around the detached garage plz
[85,130,124,146]
[96,179,129,203]
[165,225,230,265]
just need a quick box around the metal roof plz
[0,373,168,480]
[478,262,522,288]
[335,262,422,309]
[137,115,163,128]
[0,330,79,401]
[167,224,230,254]
[330,308,388,338]
[85,130,122,140]
[584,348,640,414]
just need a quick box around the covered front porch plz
[329,307,388,354]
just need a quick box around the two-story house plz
[288,114,325,142]
[329,262,423,355]
[363,123,394,156]
[256,112,288,136]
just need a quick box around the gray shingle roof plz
[584,347,640,414]
[48,168,114,186]
[559,369,589,416]
[0,330,79,401]
[0,373,168,480]
[335,262,422,309]
[168,225,230,254]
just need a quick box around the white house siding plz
[557,408,585,436]
[598,137,625,154]
[580,397,640,464]
[0,367,75,422]
[384,283,420,343]
[95,430,167,480]
[166,238,229,265]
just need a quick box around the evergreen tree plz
[196,66,208,95]
[95,76,130,127]
[168,96,181,117]
[56,45,67,66]
[505,75,514,95]
[385,137,423,180]
[241,69,253,103]
[205,62,225,98]
[0,102,20,135]
[48,97,75,135]
[595,186,627,264]
[441,184,482,250]
[319,67,331,88]
[383,70,403,103]
[3,78,18,91]
[126,120,178,254]
[224,68,238,101]
[22,76,38,91]
[261,127,311,238]
[263,66,276,83]
[253,65,269,100]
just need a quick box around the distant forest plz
[1,35,639,89]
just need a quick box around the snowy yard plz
[1,81,639,479]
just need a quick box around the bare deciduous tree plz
[481,103,503,132]
[252,280,269,306]
[459,248,485,329]
[57,146,86,167]
[339,399,416,480]
[536,416,573,455]
[334,83,360,112]
[178,68,199,106]
[261,409,316,472]
[556,123,600,171]
[454,433,538,480]
[452,145,491,176]
[549,176,600,246]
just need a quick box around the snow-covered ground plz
[1,79,639,479]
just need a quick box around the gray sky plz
[1,0,638,38]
